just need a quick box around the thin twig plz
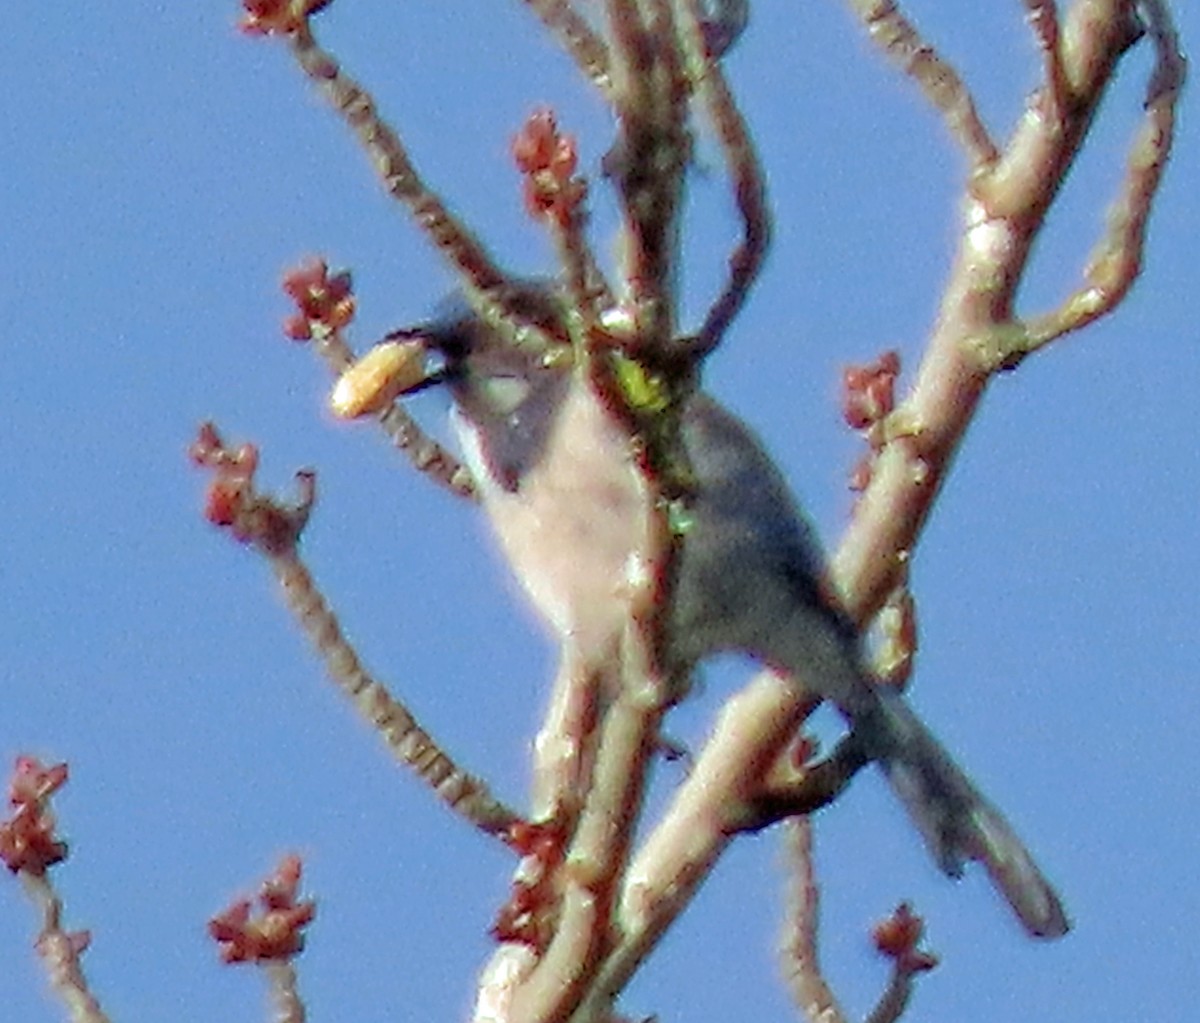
[549,196,613,330]
[190,425,518,838]
[831,1,1173,619]
[268,547,521,838]
[375,400,477,498]
[20,873,111,1023]
[779,819,846,1023]
[969,0,1185,370]
[265,962,308,1023]
[605,0,692,348]
[780,826,932,1023]
[1022,1,1069,114]
[523,0,614,94]
[687,18,772,353]
[285,23,562,356]
[863,969,916,1023]
[839,0,999,171]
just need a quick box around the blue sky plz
[3,3,1197,1021]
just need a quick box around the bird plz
[381,279,1069,939]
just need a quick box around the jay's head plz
[391,280,576,492]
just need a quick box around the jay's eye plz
[480,374,531,416]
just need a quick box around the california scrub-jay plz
[385,280,1068,938]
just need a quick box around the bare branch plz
[863,971,915,1023]
[267,547,521,837]
[781,834,938,1023]
[374,399,478,498]
[1139,0,1189,106]
[969,1,1185,370]
[286,26,500,295]
[682,0,773,354]
[832,1,1176,618]
[974,2,1145,220]
[978,0,1187,366]
[284,23,563,358]
[570,674,814,1020]
[779,818,847,1023]
[265,963,308,1023]
[839,0,1000,171]
[604,0,693,347]
[1021,1,1070,113]
[21,874,111,1023]
[190,425,520,839]
[523,0,614,95]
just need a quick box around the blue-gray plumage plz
[403,281,1068,939]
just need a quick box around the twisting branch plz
[679,0,772,354]
[189,424,521,840]
[692,85,771,351]
[780,824,939,1023]
[1140,0,1188,105]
